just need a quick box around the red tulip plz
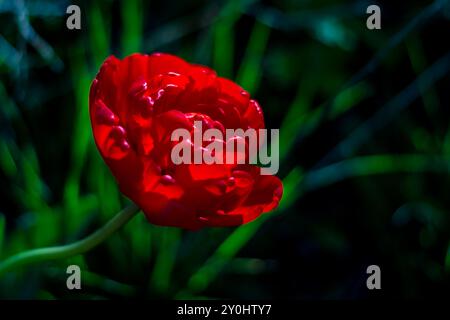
[89,53,283,229]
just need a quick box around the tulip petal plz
[89,53,283,229]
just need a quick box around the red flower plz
[89,53,283,229]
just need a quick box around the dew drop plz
[129,79,148,97]
[160,174,176,185]
[110,126,126,139]
[138,96,154,118]
[156,89,165,100]
[119,139,130,152]
[104,126,130,159]
[95,100,117,125]
[240,90,249,97]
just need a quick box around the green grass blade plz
[181,153,450,295]
[213,19,235,78]
[212,0,247,78]
[89,2,110,67]
[121,0,143,55]
[63,47,92,235]
[302,154,450,192]
[0,139,18,178]
[236,21,271,93]
[406,36,440,119]
[150,228,181,295]
[180,167,302,296]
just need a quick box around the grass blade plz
[121,0,143,55]
[236,21,270,93]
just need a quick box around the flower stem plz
[0,203,140,277]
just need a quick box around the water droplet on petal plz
[103,126,130,159]
[165,84,178,89]
[95,100,117,125]
[160,174,176,185]
[119,139,130,152]
[138,96,154,118]
[156,89,165,100]
[129,79,148,97]
[110,126,126,138]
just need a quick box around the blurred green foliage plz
[0,0,449,299]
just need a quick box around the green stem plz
[0,203,140,277]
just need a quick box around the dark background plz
[0,0,449,299]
